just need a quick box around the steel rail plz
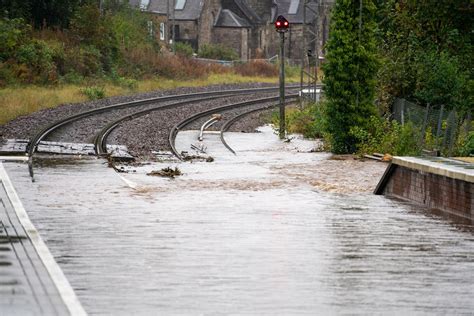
[26,85,299,180]
[198,116,221,142]
[169,93,299,160]
[219,104,280,155]
[93,94,240,156]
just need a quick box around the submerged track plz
[168,94,299,160]
[27,85,299,180]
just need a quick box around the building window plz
[147,20,154,38]
[175,0,186,10]
[160,23,165,41]
[139,0,150,10]
[288,0,299,14]
[172,25,180,40]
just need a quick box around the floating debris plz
[152,151,180,162]
[363,153,392,162]
[191,143,207,154]
[381,153,393,162]
[147,167,182,178]
[181,154,215,163]
[329,154,359,161]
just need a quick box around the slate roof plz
[272,0,318,24]
[233,0,263,24]
[145,0,205,21]
[130,0,332,25]
[215,9,251,28]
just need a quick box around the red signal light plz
[275,15,289,33]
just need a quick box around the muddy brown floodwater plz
[5,127,474,315]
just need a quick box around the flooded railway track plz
[168,94,299,159]
[219,103,281,155]
[93,94,245,157]
[26,85,300,179]
[2,82,472,315]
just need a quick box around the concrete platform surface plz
[392,156,474,183]
[0,163,86,316]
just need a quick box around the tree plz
[414,51,470,111]
[322,0,379,154]
[0,0,87,28]
[376,0,473,110]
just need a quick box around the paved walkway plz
[0,161,85,316]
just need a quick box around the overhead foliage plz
[0,0,86,28]
[376,0,473,112]
[0,3,160,85]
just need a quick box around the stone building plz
[131,0,334,62]
[213,9,251,60]
[134,0,220,50]
[263,0,334,63]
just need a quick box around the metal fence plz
[193,55,300,67]
[392,98,472,156]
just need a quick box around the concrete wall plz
[383,165,473,220]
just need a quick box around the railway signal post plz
[275,15,289,139]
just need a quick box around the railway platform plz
[0,160,85,316]
[375,156,474,221]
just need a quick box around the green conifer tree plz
[322,0,378,154]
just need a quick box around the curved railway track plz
[27,85,300,180]
[168,94,299,160]
[93,94,248,156]
[219,103,279,155]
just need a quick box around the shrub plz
[60,72,84,84]
[152,55,208,79]
[175,42,194,58]
[81,86,105,100]
[0,17,31,61]
[271,101,328,139]
[460,131,474,156]
[15,39,58,83]
[70,4,120,73]
[0,61,18,86]
[121,47,226,80]
[69,4,103,45]
[414,50,469,111]
[234,60,278,77]
[108,7,157,51]
[63,45,102,77]
[198,43,238,61]
[112,74,138,90]
[350,116,421,156]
